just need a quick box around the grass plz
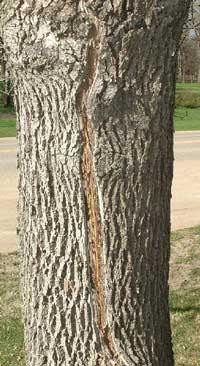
[0,227,200,365]
[176,83,200,108]
[174,83,200,130]
[176,82,200,94]
[0,89,16,138]
[0,119,16,138]
[174,107,200,131]
[0,97,16,137]
[0,253,24,366]
[170,225,200,366]
[0,319,24,366]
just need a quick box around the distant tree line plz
[178,34,200,82]
[178,0,200,82]
[0,37,13,108]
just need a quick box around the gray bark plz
[0,1,191,365]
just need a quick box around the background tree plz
[177,34,200,82]
[177,1,200,83]
[0,38,13,108]
[0,1,191,365]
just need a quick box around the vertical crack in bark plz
[75,17,126,366]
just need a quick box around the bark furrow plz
[75,15,125,365]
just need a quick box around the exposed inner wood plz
[75,21,121,363]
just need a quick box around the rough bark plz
[0,1,191,365]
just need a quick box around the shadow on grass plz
[170,306,200,314]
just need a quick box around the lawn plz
[0,98,16,138]
[0,119,16,138]
[174,83,200,130]
[0,226,200,365]
[176,82,200,95]
[174,107,200,131]
[170,226,200,366]
[0,253,24,366]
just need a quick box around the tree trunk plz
[1,1,191,365]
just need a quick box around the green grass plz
[174,107,200,131]
[176,83,200,94]
[170,290,200,366]
[0,319,24,366]
[0,93,16,137]
[0,84,16,138]
[171,305,200,366]
[170,225,200,366]
[174,83,200,130]
[176,82,200,108]
[170,230,185,242]
[0,253,24,366]
[0,119,16,138]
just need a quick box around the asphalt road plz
[0,138,17,253]
[0,132,199,252]
[172,131,200,230]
